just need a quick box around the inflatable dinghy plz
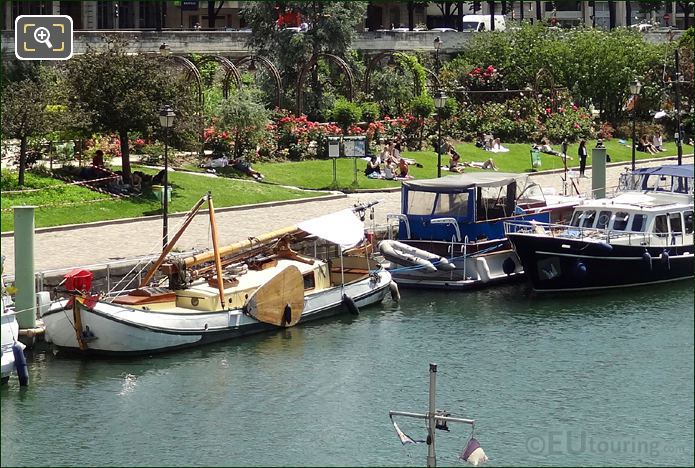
[379,240,456,272]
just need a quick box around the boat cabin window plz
[570,211,583,227]
[433,193,469,217]
[631,214,647,232]
[669,213,683,235]
[653,214,668,237]
[684,211,693,234]
[581,210,596,228]
[406,191,437,215]
[612,212,629,231]
[303,272,315,290]
[596,210,612,229]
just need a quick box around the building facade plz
[2,1,692,31]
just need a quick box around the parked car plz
[461,14,506,31]
[429,27,458,32]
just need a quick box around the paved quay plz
[1,155,690,276]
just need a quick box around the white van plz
[461,14,506,32]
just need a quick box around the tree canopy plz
[65,40,194,182]
[242,1,366,115]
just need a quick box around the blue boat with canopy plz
[379,173,580,290]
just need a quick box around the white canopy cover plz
[298,209,365,249]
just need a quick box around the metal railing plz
[504,220,692,248]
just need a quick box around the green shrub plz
[409,94,434,119]
[360,101,380,122]
[139,141,166,164]
[614,122,665,140]
[331,98,362,132]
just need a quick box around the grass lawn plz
[246,139,682,190]
[1,166,325,232]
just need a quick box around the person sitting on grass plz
[490,138,510,153]
[449,152,466,173]
[364,155,382,178]
[652,132,666,152]
[383,160,396,180]
[638,135,658,155]
[398,158,410,178]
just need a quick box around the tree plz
[0,64,81,186]
[216,89,271,160]
[65,40,192,183]
[242,1,366,116]
[1,79,52,186]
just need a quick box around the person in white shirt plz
[490,138,509,153]
[652,132,666,152]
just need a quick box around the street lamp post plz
[435,91,447,178]
[433,37,445,178]
[159,105,176,248]
[629,79,642,172]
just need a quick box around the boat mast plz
[207,193,226,307]
[140,194,209,288]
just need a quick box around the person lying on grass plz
[200,155,264,180]
[448,152,498,172]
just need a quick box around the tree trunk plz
[18,135,27,187]
[119,130,132,184]
[489,1,495,30]
[536,0,542,21]
[608,0,616,30]
[208,1,215,29]
[625,1,632,26]
[457,1,464,30]
[408,1,414,30]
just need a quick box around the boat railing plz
[504,221,690,248]
[430,218,461,242]
[386,214,410,240]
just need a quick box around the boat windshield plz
[621,173,693,195]
[516,183,546,206]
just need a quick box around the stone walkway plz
[1,155,691,275]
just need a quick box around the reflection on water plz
[2,282,693,466]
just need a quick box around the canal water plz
[2,282,693,466]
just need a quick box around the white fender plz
[475,257,492,283]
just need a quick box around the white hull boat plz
[2,263,27,385]
[42,196,393,356]
[1,312,23,384]
[43,263,391,355]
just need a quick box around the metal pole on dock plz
[389,363,476,468]
[427,363,437,467]
[13,206,37,328]
[674,49,683,166]
[591,146,607,199]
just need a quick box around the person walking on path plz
[578,139,588,177]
